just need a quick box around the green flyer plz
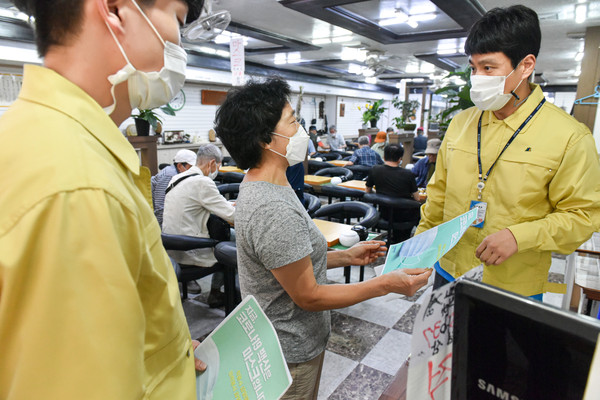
[381,208,477,274]
[195,296,292,400]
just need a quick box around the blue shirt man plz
[347,136,384,167]
[412,138,441,187]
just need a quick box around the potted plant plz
[392,98,420,133]
[358,99,386,128]
[431,67,474,137]
[132,105,176,136]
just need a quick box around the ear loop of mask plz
[103,20,136,114]
[269,132,289,159]
[129,0,167,47]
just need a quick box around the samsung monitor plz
[452,280,600,400]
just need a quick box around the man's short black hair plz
[464,5,540,69]
[309,125,317,131]
[384,144,404,162]
[215,77,291,170]
[12,0,204,56]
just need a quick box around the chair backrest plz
[303,193,322,217]
[308,159,333,174]
[217,183,240,200]
[222,156,236,166]
[346,164,372,180]
[319,152,342,161]
[161,233,218,251]
[320,185,365,201]
[313,201,379,229]
[221,171,245,183]
[362,193,421,223]
[314,167,353,181]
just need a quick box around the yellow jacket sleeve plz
[415,135,448,235]
[508,131,600,254]
[0,189,147,399]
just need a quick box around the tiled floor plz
[184,255,569,399]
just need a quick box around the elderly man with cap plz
[371,131,387,158]
[151,149,197,227]
[346,136,383,167]
[412,138,441,188]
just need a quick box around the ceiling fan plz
[363,50,404,76]
[181,0,231,42]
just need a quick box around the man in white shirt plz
[326,125,346,151]
[151,149,196,227]
[163,144,235,307]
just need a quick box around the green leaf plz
[160,105,176,116]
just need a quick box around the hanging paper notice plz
[230,37,245,87]
[380,208,477,275]
[407,266,483,400]
[195,296,292,400]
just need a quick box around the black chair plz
[346,142,359,151]
[304,193,322,217]
[313,202,379,283]
[213,241,241,314]
[347,164,372,181]
[217,183,240,200]
[319,152,342,161]
[412,151,425,163]
[222,156,236,166]
[221,171,245,183]
[308,159,332,175]
[362,193,421,246]
[332,150,353,158]
[314,167,353,181]
[319,185,364,204]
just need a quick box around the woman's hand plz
[384,268,432,297]
[192,340,207,372]
[345,240,387,266]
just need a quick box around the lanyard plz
[476,98,546,200]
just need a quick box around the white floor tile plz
[336,293,414,328]
[317,350,359,400]
[361,329,412,376]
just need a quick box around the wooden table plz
[312,218,353,247]
[337,180,367,191]
[379,359,409,400]
[328,160,350,167]
[304,175,332,186]
[219,166,245,173]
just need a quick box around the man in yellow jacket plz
[0,0,206,398]
[417,5,600,298]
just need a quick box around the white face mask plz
[103,0,187,114]
[270,124,309,166]
[208,163,219,180]
[470,64,523,111]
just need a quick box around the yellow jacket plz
[417,85,600,295]
[0,65,195,399]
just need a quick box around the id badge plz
[470,200,487,228]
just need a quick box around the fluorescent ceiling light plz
[575,52,584,61]
[410,13,437,22]
[348,63,362,74]
[420,63,435,73]
[406,63,420,73]
[575,4,587,23]
[274,53,287,65]
[365,77,377,84]
[379,17,408,26]
[412,78,425,83]
[406,19,419,29]
[340,47,356,61]
[362,69,375,77]
[214,34,230,44]
[312,38,331,45]
[287,52,301,64]
[437,48,457,55]
[216,50,230,58]
[331,35,354,43]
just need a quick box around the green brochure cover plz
[381,208,477,274]
[195,296,292,400]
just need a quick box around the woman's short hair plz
[214,77,291,170]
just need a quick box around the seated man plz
[366,144,419,243]
[347,136,384,166]
[412,138,441,188]
[413,127,428,153]
[308,125,319,150]
[163,144,235,307]
[325,125,346,151]
[371,131,387,159]
[151,149,196,227]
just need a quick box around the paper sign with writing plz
[230,37,245,87]
[407,266,483,400]
[381,208,477,275]
[195,296,292,400]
